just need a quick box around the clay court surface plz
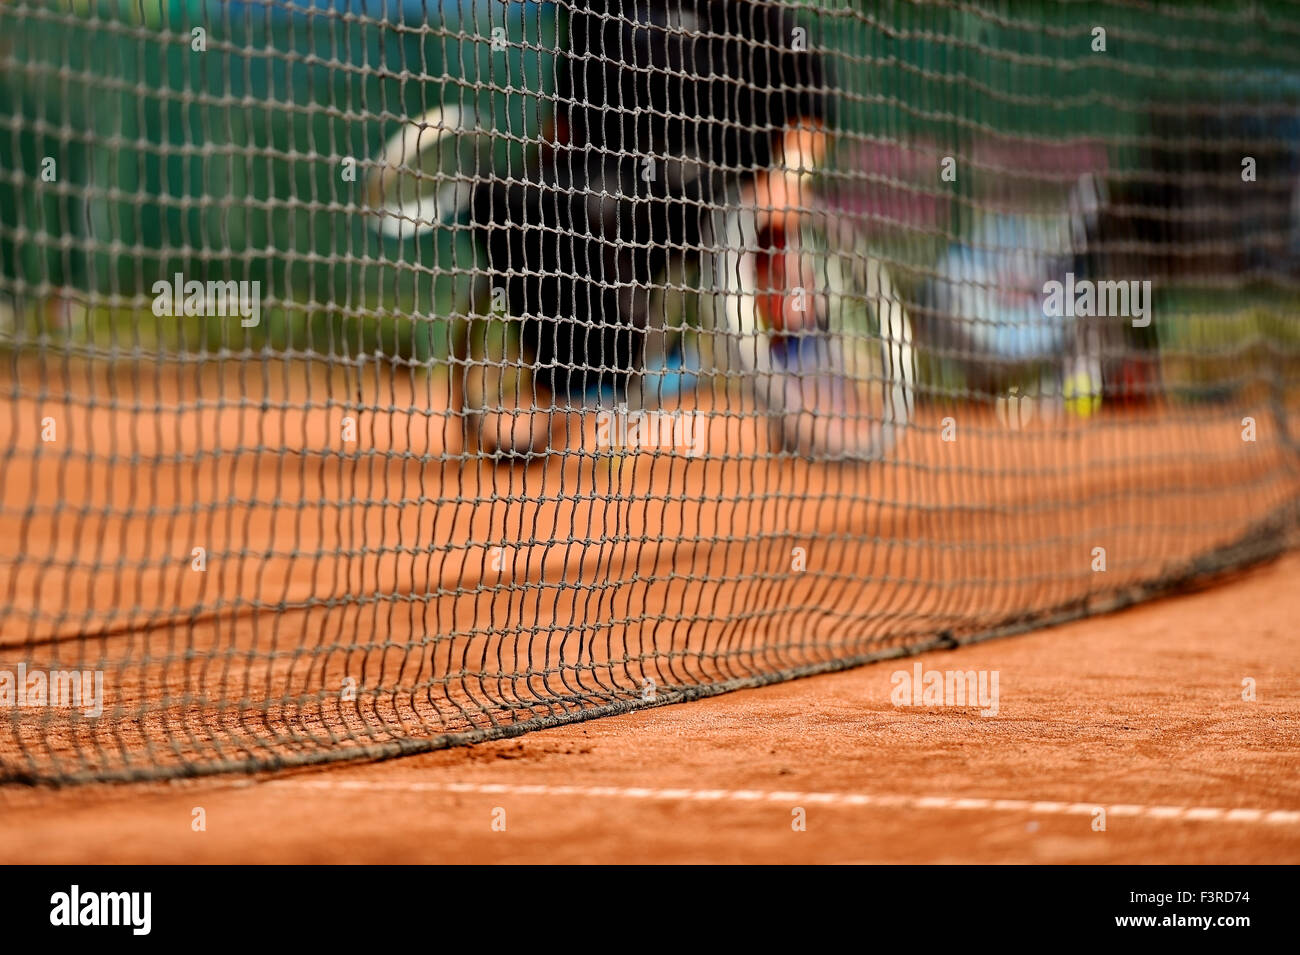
[2,359,1297,861]
[1,549,1297,864]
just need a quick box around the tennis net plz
[1,0,1298,783]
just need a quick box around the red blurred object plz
[1107,355,1159,408]
[754,222,790,334]
[754,221,820,337]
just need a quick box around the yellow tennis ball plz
[1063,369,1102,418]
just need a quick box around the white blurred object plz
[365,104,481,238]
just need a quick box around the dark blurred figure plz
[466,0,833,454]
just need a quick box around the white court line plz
[272,779,1300,827]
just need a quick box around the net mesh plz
[2,0,1298,784]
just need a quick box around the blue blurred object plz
[922,175,1103,372]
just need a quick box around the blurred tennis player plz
[369,0,833,456]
